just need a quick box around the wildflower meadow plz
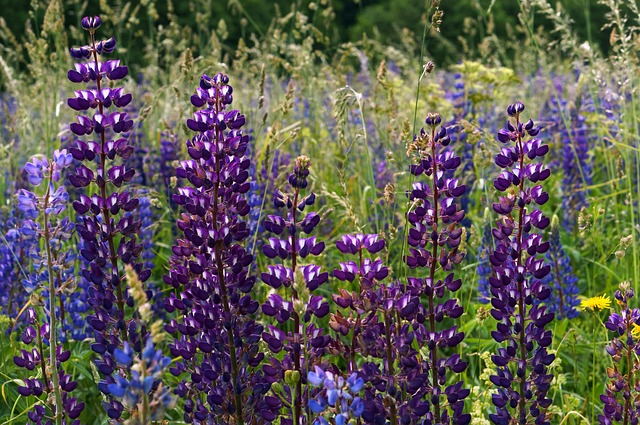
[0,0,639,424]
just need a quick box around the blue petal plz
[349,377,364,393]
[309,399,325,414]
[308,371,323,387]
[143,376,154,393]
[113,348,132,366]
[107,383,126,397]
[327,389,339,406]
[351,398,364,417]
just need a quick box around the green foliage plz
[1,0,640,423]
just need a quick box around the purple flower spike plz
[67,16,153,422]
[401,112,469,425]
[165,73,273,424]
[598,282,640,425]
[13,154,83,424]
[260,155,330,424]
[488,103,554,425]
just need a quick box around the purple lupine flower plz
[331,233,387,371]
[135,193,167,319]
[444,71,486,230]
[488,102,555,425]
[331,234,410,423]
[66,16,150,421]
[15,310,85,424]
[0,204,37,320]
[307,367,365,425]
[560,111,592,230]
[136,194,155,273]
[14,152,84,425]
[540,215,580,320]
[477,213,494,303]
[261,155,330,424]
[155,131,180,205]
[445,72,470,166]
[543,89,593,230]
[60,268,91,342]
[164,73,273,424]
[403,112,469,424]
[599,282,640,425]
[331,232,387,371]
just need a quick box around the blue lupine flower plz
[541,215,580,320]
[0,205,37,320]
[307,367,365,425]
[13,153,84,424]
[107,340,175,420]
[560,112,592,229]
[113,342,134,367]
[542,76,594,230]
[477,217,493,303]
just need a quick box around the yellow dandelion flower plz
[580,295,611,312]
[632,324,640,338]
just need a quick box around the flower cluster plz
[153,131,180,205]
[308,367,365,425]
[331,233,386,370]
[15,309,85,425]
[599,282,640,425]
[541,215,580,320]
[14,152,84,425]
[477,212,494,303]
[488,102,555,425]
[559,111,592,230]
[403,112,470,424]
[330,234,406,423]
[66,16,150,421]
[164,73,272,423]
[261,155,330,424]
[544,90,593,230]
[107,340,175,423]
[0,204,36,320]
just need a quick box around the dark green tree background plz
[0,0,612,69]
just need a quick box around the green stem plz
[36,319,50,394]
[43,164,64,425]
[141,369,150,425]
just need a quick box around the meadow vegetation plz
[0,0,640,424]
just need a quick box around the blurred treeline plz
[0,0,613,70]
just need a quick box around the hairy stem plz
[36,314,50,393]
[43,165,64,425]
[552,251,566,319]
